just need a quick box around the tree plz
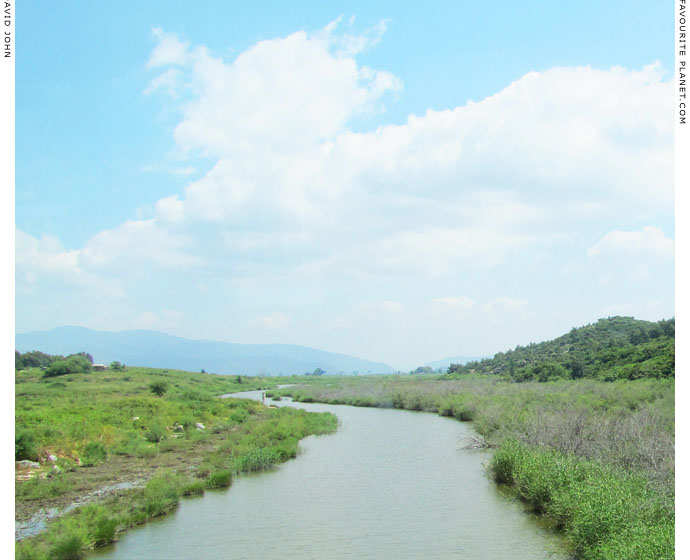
[312,368,325,376]
[43,355,92,378]
[16,350,60,370]
[149,381,169,397]
[109,361,125,371]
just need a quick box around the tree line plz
[15,350,126,377]
[447,316,675,382]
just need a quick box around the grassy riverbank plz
[15,366,336,559]
[276,375,674,559]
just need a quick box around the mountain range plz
[15,326,395,376]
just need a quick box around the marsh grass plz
[488,440,674,559]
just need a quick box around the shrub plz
[81,441,107,466]
[149,381,169,397]
[15,429,38,461]
[48,531,85,559]
[145,423,166,443]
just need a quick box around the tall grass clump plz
[204,470,232,489]
[142,472,182,518]
[233,448,280,473]
[489,440,674,559]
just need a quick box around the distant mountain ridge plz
[15,326,395,376]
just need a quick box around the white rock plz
[48,454,58,462]
[132,416,140,421]
[195,423,205,430]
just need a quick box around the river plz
[90,391,569,559]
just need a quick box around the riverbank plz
[15,367,336,559]
[275,375,674,560]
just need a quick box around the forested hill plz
[448,316,674,382]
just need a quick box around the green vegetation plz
[447,316,674,382]
[15,364,337,558]
[489,441,673,559]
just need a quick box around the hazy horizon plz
[15,2,674,370]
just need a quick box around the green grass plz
[488,440,674,559]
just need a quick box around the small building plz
[92,364,108,371]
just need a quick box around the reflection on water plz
[90,391,569,559]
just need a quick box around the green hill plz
[448,316,675,382]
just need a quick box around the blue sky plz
[15,1,675,369]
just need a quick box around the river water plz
[90,391,569,559]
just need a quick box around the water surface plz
[91,392,568,559]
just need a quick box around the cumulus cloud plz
[15,228,124,297]
[16,22,674,328]
[587,226,674,261]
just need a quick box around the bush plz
[145,423,166,443]
[149,381,169,397]
[48,531,85,560]
[91,514,120,546]
[15,429,38,461]
[81,441,107,466]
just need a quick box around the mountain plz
[447,316,675,382]
[424,355,490,371]
[15,326,395,376]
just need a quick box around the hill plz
[448,316,674,381]
[15,326,395,376]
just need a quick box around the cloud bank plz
[16,20,674,365]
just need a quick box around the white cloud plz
[248,312,291,330]
[147,28,190,68]
[482,297,528,314]
[15,229,124,297]
[587,226,674,261]
[80,220,201,269]
[16,24,674,340]
[143,68,185,97]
